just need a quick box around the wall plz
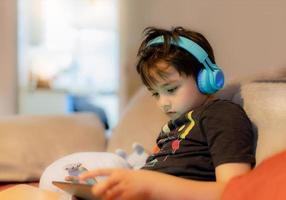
[119,0,286,110]
[0,0,18,115]
[0,0,285,114]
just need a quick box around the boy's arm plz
[79,163,251,200]
[151,162,250,200]
[215,162,251,183]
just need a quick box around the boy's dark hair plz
[136,26,216,88]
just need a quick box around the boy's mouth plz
[166,111,177,117]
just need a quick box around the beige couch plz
[0,113,106,183]
[0,68,285,187]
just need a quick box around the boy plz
[79,27,256,200]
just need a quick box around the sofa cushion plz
[108,87,168,153]
[239,81,286,164]
[222,149,286,200]
[0,113,106,182]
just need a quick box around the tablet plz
[52,181,100,200]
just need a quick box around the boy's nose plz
[159,96,171,112]
[162,104,172,113]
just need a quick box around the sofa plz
[0,113,108,193]
[0,68,285,199]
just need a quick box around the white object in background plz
[19,89,70,114]
[115,142,149,170]
[39,152,131,198]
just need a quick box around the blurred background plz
[17,0,119,130]
[0,0,286,131]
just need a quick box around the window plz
[18,0,119,129]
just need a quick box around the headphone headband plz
[146,35,224,94]
[147,36,209,64]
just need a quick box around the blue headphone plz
[146,36,224,94]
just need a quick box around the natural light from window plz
[18,0,119,130]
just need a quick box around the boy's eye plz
[152,92,159,97]
[167,86,178,94]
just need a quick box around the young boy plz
[79,27,256,200]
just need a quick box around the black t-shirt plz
[142,99,256,181]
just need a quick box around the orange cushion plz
[222,149,286,200]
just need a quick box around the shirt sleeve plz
[200,100,256,168]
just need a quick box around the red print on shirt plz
[172,139,181,153]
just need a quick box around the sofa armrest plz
[0,113,106,182]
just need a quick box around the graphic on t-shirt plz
[178,125,185,132]
[146,111,197,166]
[172,139,181,153]
[162,111,196,161]
[144,158,158,167]
[179,111,195,139]
[152,145,160,154]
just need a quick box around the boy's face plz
[147,62,207,120]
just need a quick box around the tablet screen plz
[52,181,100,200]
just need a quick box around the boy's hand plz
[65,175,79,182]
[65,175,87,184]
[79,169,154,200]
[65,172,97,185]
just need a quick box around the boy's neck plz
[170,95,216,123]
[202,95,216,106]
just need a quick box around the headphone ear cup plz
[212,69,224,90]
[197,69,210,94]
[197,68,218,94]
